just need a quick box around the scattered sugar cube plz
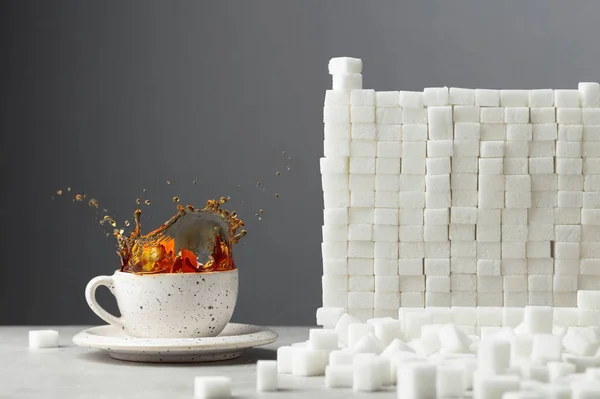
[256,360,278,392]
[325,365,353,388]
[531,334,563,364]
[292,348,329,376]
[309,329,338,350]
[524,306,553,334]
[28,330,59,349]
[194,376,232,399]
[353,332,384,355]
[316,307,345,328]
[397,363,437,399]
[478,339,511,374]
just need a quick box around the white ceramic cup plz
[85,269,238,338]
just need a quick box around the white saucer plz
[73,323,278,363]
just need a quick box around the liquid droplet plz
[67,187,72,192]
[259,209,264,214]
[56,190,63,195]
[286,165,291,171]
[173,196,180,203]
[275,193,280,198]
[282,151,286,155]
[75,194,84,202]
[276,172,281,176]
[192,179,197,184]
[166,180,171,185]
[144,200,151,205]
[256,181,260,187]
[124,220,130,227]
[142,188,146,192]
[136,198,141,205]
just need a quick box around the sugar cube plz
[427,106,453,140]
[399,91,424,108]
[423,87,449,106]
[530,107,556,123]
[555,89,580,107]
[28,330,59,349]
[256,360,278,392]
[557,107,582,124]
[579,82,600,107]
[376,107,402,124]
[194,376,232,399]
[350,124,376,141]
[332,74,362,90]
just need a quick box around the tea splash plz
[116,197,246,274]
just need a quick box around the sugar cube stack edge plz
[320,56,600,322]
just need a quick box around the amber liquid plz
[116,197,246,275]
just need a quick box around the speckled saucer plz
[73,323,278,363]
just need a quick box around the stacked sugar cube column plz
[553,87,584,307]
[488,90,527,307]
[398,89,427,308]
[321,58,364,311]
[580,83,600,298]
[423,87,455,307]
[525,89,557,307]
[450,90,482,307]
[371,90,402,318]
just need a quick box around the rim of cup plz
[112,268,238,277]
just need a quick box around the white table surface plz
[0,326,397,398]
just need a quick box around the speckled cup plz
[85,269,238,338]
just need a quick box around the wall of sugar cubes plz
[321,57,600,321]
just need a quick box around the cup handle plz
[85,275,123,328]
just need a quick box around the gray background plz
[1,1,599,326]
